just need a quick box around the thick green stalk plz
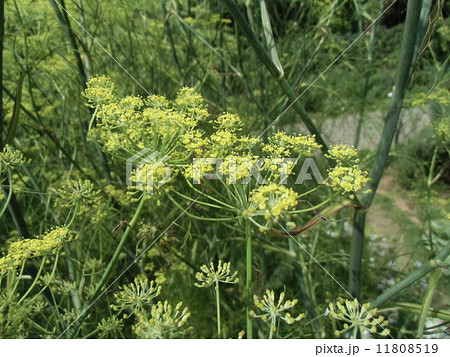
[162,4,183,84]
[245,219,253,339]
[370,240,450,309]
[349,0,423,300]
[354,0,383,148]
[48,0,87,85]
[223,0,280,78]
[413,0,433,64]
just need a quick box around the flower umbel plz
[247,183,298,231]
[112,275,161,312]
[327,298,390,338]
[56,179,100,208]
[0,145,29,169]
[133,300,192,338]
[250,290,304,338]
[195,260,239,338]
[194,260,239,288]
[0,227,73,272]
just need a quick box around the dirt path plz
[366,169,421,270]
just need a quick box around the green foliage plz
[0,0,448,339]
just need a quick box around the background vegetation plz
[0,0,449,338]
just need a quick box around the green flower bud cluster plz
[0,145,29,170]
[195,260,239,288]
[111,275,161,312]
[250,290,304,336]
[56,179,99,208]
[133,300,192,339]
[97,315,124,338]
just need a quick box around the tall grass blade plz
[259,0,283,75]
[4,73,24,146]
[417,268,444,337]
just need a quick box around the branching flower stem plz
[67,193,148,338]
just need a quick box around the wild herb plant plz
[0,0,448,339]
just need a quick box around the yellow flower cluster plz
[248,183,298,222]
[328,298,390,337]
[327,165,369,193]
[194,260,239,288]
[325,144,359,163]
[82,75,116,107]
[409,88,450,107]
[173,86,208,120]
[133,300,192,338]
[84,77,370,206]
[0,227,73,272]
[263,157,295,180]
[263,131,322,157]
[211,113,243,131]
[84,76,208,159]
[435,117,449,143]
[130,161,177,192]
[219,156,261,184]
[250,290,304,332]
[325,144,369,194]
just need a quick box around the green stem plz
[93,194,147,299]
[370,240,450,309]
[162,4,183,84]
[350,0,423,300]
[20,253,60,306]
[48,0,87,85]
[378,302,450,321]
[64,242,83,314]
[245,219,253,339]
[268,317,275,339]
[215,281,222,338]
[17,255,47,305]
[426,146,438,250]
[417,267,443,338]
[67,194,147,338]
[0,169,13,219]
